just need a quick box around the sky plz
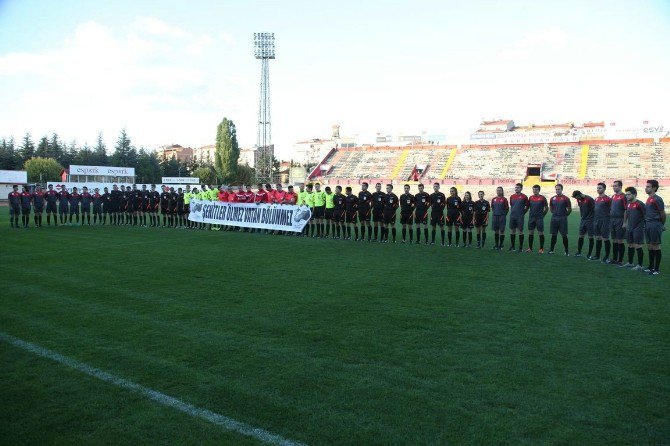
[1,0,669,160]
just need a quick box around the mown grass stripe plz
[0,332,308,446]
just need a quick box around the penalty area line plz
[0,332,307,446]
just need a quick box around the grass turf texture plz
[1,211,669,445]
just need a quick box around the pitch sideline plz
[0,332,308,446]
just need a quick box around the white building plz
[189,144,258,168]
[292,139,338,167]
[193,145,216,165]
[291,124,359,166]
[239,147,257,167]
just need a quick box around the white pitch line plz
[1,332,307,446]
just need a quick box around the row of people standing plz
[7,179,665,275]
[6,182,300,228]
[288,180,664,275]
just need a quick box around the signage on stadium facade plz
[463,124,670,145]
[470,133,497,140]
[70,165,136,177]
[188,199,311,232]
[469,133,581,145]
[0,169,28,184]
[162,177,200,184]
[604,126,667,140]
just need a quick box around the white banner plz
[188,199,311,232]
[70,165,135,176]
[0,170,28,183]
[162,177,200,184]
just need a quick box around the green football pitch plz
[1,212,668,445]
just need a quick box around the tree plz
[111,129,137,167]
[24,157,63,182]
[20,132,35,163]
[187,155,200,174]
[92,132,108,166]
[192,166,217,185]
[273,156,280,177]
[214,118,239,182]
[232,164,255,186]
[160,155,182,177]
[49,133,64,163]
[63,139,79,167]
[73,143,95,165]
[0,137,19,170]
[136,149,161,184]
[36,136,49,158]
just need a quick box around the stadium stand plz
[310,138,670,204]
[585,141,670,180]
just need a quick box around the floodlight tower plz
[254,32,275,183]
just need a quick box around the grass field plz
[1,210,669,445]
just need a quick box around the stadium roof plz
[480,119,512,125]
[580,121,605,128]
[295,138,335,144]
[514,123,574,130]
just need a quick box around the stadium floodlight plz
[254,32,275,59]
[254,32,275,183]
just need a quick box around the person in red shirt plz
[282,185,298,236]
[235,185,246,203]
[265,183,275,204]
[254,184,268,204]
[218,187,228,202]
[284,185,297,205]
[244,185,255,203]
[267,183,286,235]
[250,184,268,233]
[273,183,287,204]
[219,186,238,232]
[225,186,236,202]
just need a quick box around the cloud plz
[218,32,236,46]
[133,16,189,38]
[0,17,246,151]
[498,26,567,60]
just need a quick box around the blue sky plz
[1,0,669,159]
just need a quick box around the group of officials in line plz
[7,179,665,275]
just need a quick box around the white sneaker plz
[631,265,644,271]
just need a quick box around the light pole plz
[254,32,275,184]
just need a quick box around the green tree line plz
[0,118,256,184]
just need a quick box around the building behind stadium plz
[158,144,257,168]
